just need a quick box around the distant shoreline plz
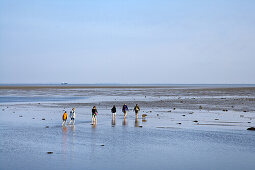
[1,84,255,89]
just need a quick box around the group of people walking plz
[62,104,140,126]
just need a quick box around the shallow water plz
[0,87,255,170]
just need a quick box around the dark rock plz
[19,115,23,117]
[243,110,248,112]
[247,127,255,131]
[177,123,181,125]
[189,112,194,114]
[42,118,45,120]
[222,109,228,112]
[182,115,185,116]
[156,114,159,116]
[248,122,251,123]
[193,120,198,123]
[47,152,53,154]
[215,119,219,120]
[32,118,35,119]
[45,126,49,128]
[139,126,143,128]
[173,108,176,110]
[100,144,104,146]
[199,106,202,109]
[167,110,171,112]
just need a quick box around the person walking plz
[111,105,117,117]
[92,106,98,124]
[133,104,140,118]
[69,108,76,126]
[62,111,68,127]
[122,104,129,118]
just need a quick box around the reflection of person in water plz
[62,126,68,153]
[112,114,116,126]
[122,117,127,126]
[135,117,139,127]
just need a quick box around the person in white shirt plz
[69,108,76,126]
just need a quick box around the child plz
[69,108,76,126]
[62,111,68,126]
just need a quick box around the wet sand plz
[0,86,255,170]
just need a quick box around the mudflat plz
[0,85,255,170]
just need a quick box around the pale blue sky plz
[0,0,255,84]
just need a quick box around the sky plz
[0,0,255,84]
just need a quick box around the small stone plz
[243,110,247,112]
[215,119,219,120]
[193,120,198,123]
[177,123,181,125]
[45,126,49,128]
[247,127,255,131]
[47,152,53,154]
[167,110,171,112]
[139,126,143,128]
[248,122,251,123]
[182,115,185,116]
[142,114,147,117]
[32,118,35,119]
[173,108,176,110]
[100,144,104,146]
[19,115,23,117]
[42,118,45,120]
[199,106,202,109]
[189,112,194,114]
[157,114,159,116]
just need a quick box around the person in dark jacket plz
[92,106,98,124]
[133,104,140,118]
[111,105,117,126]
[122,104,129,118]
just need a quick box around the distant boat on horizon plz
[61,82,68,85]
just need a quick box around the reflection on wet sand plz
[135,117,139,127]
[92,122,97,128]
[71,125,75,132]
[112,114,116,126]
[122,118,127,126]
[62,126,68,158]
